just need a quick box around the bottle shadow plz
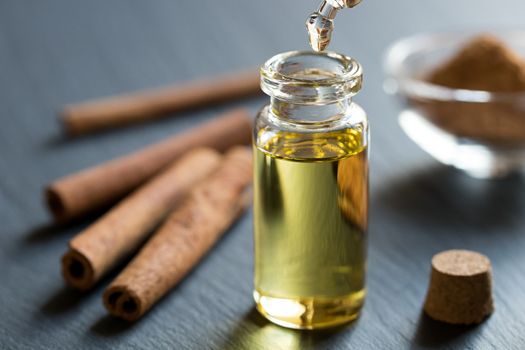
[374,165,525,232]
[411,311,481,349]
[219,307,358,350]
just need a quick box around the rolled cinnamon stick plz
[62,70,260,136]
[103,147,252,321]
[46,109,252,222]
[62,148,222,290]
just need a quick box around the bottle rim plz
[260,50,363,104]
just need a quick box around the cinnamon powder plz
[428,35,525,92]
[419,35,525,144]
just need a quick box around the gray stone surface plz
[1,0,525,348]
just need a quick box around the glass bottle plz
[253,50,369,330]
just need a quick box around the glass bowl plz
[384,30,525,179]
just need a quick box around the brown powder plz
[428,35,525,92]
[416,35,525,144]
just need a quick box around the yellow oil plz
[253,126,368,329]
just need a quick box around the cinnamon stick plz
[62,148,222,290]
[103,147,252,321]
[46,109,252,222]
[62,70,260,136]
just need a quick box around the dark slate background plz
[1,1,525,349]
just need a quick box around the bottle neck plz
[270,97,352,125]
[260,50,363,129]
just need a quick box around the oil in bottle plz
[253,125,368,329]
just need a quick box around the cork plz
[424,249,493,325]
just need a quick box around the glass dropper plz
[306,0,362,52]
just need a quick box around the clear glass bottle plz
[253,50,369,330]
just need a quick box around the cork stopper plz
[424,250,493,325]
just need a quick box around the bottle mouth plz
[260,51,363,104]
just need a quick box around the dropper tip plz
[305,13,334,52]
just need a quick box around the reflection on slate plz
[219,307,358,350]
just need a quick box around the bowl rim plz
[383,29,525,103]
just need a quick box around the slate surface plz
[1,1,525,349]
